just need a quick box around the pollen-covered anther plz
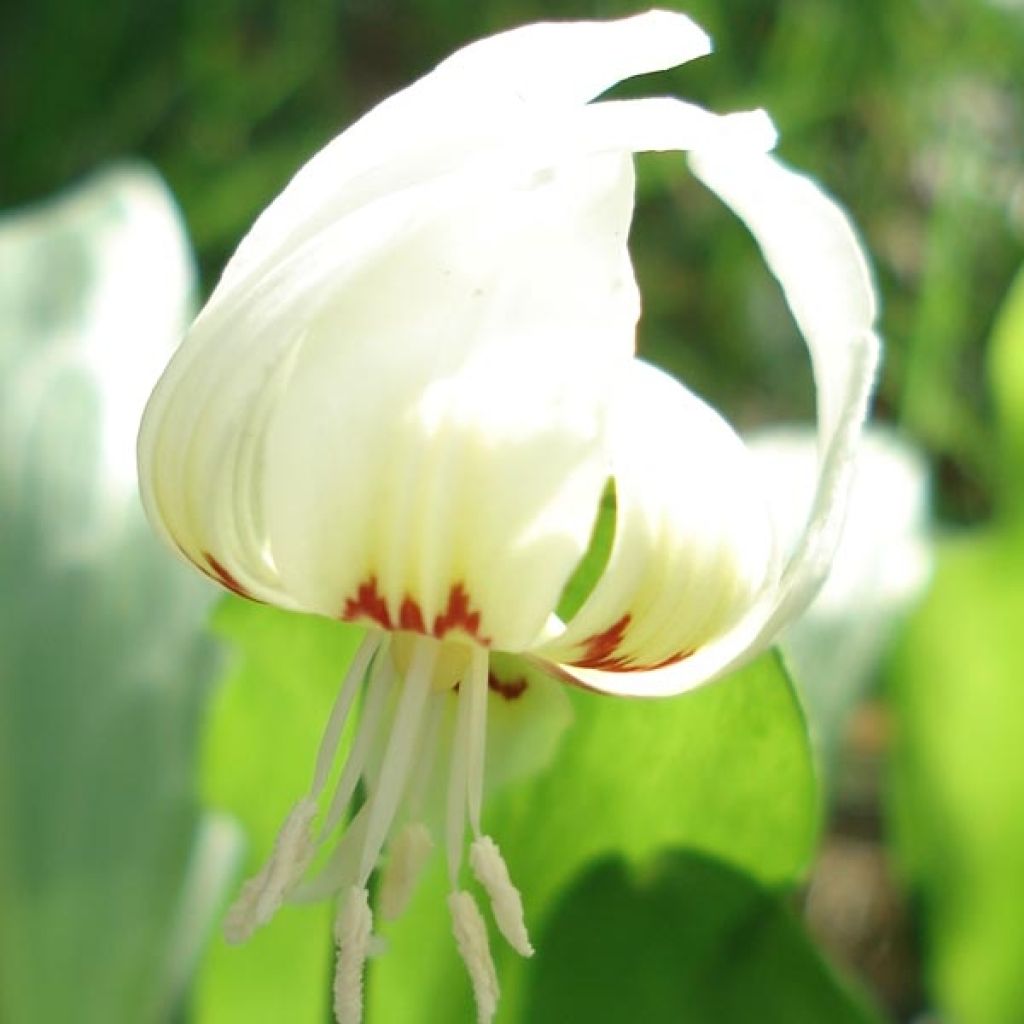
[223,796,318,944]
[333,885,374,1024]
[469,835,534,956]
[378,822,435,920]
[449,890,500,1024]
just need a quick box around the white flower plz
[137,11,880,1023]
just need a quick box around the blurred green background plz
[2,1,1024,1022]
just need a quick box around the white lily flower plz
[138,10,880,1023]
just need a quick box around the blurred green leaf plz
[526,851,878,1024]
[989,262,1024,520]
[0,166,222,1023]
[194,597,364,1024]
[370,652,820,1022]
[887,529,1024,1024]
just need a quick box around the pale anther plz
[333,885,373,1024]
[469,834,534,957]
[448,890,500,1024]
[379,822,434,920]
[223,796,318,944]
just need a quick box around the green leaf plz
[0,167,221,1023]
[526,851,879,1024]
[369,652,819,1022]
[194,597,364,1024]
[887,528,1024,1024]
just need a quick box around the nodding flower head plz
[138,10,879,1023]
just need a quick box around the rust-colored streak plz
[570,611,696,672]
[433,582,489,644]
[341,577,489,643]
[398,596,426,633]
[205,553,253,600]
[644,648,696,670]
[572,613,632,670]
[487,671,528,701]
[342,577,393,630]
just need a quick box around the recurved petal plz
[212,11,711,301]
[533,360,777,680]
[689,150,881,644]
[140,147,640,649]
[549,155,880,698]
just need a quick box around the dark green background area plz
[526,852,875,1024]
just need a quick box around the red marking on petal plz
[570,612,695,672]
[341,578,489,643]
[399,596,426,633]
[342,577,392,630]
[434,583,490,644]
[487,671,528,701]
[572,613,632,670]
[645,649,696,670]
[204,553,254,600]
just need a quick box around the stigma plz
[222,630,532,1024]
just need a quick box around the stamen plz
[224,796,317,943]
[290,802,370,903]
[465,647,489,836]
[357,638,438,885]
[448,890,499,1024]
[311,632,383,797]
[470,835,534,957]
[378,822,434,920]
[404,694,444,821]
[321,647,395,838]
[446,658,473,883]
[333,885,373,1024]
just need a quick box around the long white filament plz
[445,662,474,884]
[223,634,383,944]
[403,693,444,820]
[465,646,489,836]
[311,632,383,796]
[357,639,437,885]
[290,802,370,903]
[321,648,395,838]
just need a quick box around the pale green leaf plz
[887,529,1024,1024]
[0,165,221,1023]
